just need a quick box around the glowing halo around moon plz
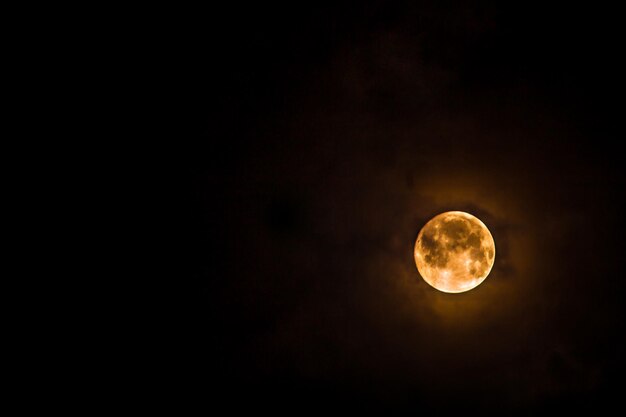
[414,211,496,293]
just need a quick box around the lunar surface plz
[414,211,495,293]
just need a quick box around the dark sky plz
[179,1,625,414]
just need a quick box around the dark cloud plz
[182,1,626,414]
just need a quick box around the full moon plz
[414,211,496,293]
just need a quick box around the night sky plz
[179,2,625,414]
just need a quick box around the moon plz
[414,211,496,293]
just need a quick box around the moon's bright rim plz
[414,211,496,293]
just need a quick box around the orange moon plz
[414,211,496,293]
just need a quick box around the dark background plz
[177,1,625,414]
